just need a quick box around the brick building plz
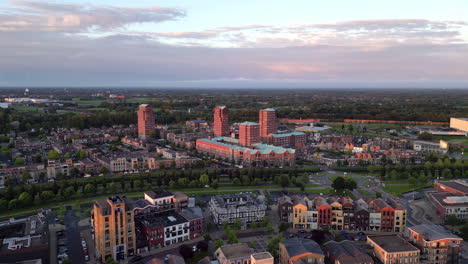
[367,235,420,264]
[239,122,260,146]
[259,108,278,138]
[214,106,230,137]
[138,104,155,139]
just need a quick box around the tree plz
[267,234,285,258]
[99,166,109,175]
[63,186,75,198]
[18,192,33,206]
[234,218,242,230]
[47,150,60,160]
[344,178,357,191]
[212,179,219,189]
[214,240,224,250]
[251,220,257,229]
[21,170,31,183]
[408,176,417,186]
[199,174,210,186]
[331,176,346,191]
[261,216,270,227]
[34,193,43,205]
[14,157,25,165]
[8,199,18,210]
[447,214,458,231]
[418,132,433,140]
[278,221,289,232]
[40,190,54,202]
[106,256,117,264]
[179,245,194,259]
[84,183,96,194]
[279,174,289,188]
[133,180,143,189]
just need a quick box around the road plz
[64,206,86,264]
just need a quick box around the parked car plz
[84,255,89,261]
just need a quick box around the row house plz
[0,163,46,183]
[46,159,72,179]
[278,195,406,232]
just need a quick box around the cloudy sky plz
[1,0,468,88]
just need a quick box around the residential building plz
[251,252,274,264]
[323,240,374,264]
[138,104,155,139]
[367,235,420,264]
[214,106,230,137]
[450,118,468,132]
[279,237,324,264]
[209,193,266,225]
[161,214,190,246]
[215,243,253,264]
[413,141,448,155]
[196,137,296,167]
[259,108,278,138]
[408,224,462,264]
[278,195,405,232]
[239,122,260,147]
[180,207,204,239]
[93,196,136,262]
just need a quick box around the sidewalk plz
[139,237,204,258]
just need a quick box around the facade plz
[259,108,278,138]
[450,118,468,132]
[196,137,296,167]
[367,235,420,264]
[323,240,374,264]
[279,237,324,264]
[239,122,260,146]
[266,132,307,147]
[93,196,136,262]
[251,252,274,264]
[161,214,190,246]
[408,224,462,264]
[179,207,204,239]
[413,141,447,155]
[279,195,405,232]
[138,104,155,139]
[214,106,230,137]
[209,193,266,225]
[428,192,468,220]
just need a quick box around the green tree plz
[278,221,289,232]
[21,170,31,183]
[279,174,289,188]
[14,157,25,165]
[251,221,257,229]
[47,150,60,160]
[18,192,33,206]
[62,186,75,197]
[418,132,433,140]
[331,176,346,191]
[199,174,210,186]
[40,190,55,202]
[214,240,224,250]
[234,218,242,230]
[447,214,458,231]
[8,199,18,210]
[99,166,109,175]
[84,183,96,194]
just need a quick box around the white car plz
[81,240,87,248]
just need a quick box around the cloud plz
[0,0,185,32]
[0,2,467,86]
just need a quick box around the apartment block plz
[367,235,420,264]
[279,237,324,264]
[209,193,266,225]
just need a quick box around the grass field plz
[72,98,106,107]
[358,189,370,195]
[382,184,431,196]
[14,106,41,112]
[329,175,357,182]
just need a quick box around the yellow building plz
[279,237,324,264]
[328,198,344,230]
[292,202,307,230]
[93,196,136,262]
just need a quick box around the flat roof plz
[219,243,252,259]
[198,137,295,154]
[368,235,419,253]
[437,181,468,194]
[409,224,462,241]
[430,192,468,207]
[251,252,273,260]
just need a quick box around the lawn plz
[358,189,370,195]
[14,106,40,112]
[72,98,106,107]
[382,184,431,196]
[329,175,357,183]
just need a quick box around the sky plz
[1,0,468,88]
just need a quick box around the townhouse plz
[278,195,406,232]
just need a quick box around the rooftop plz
[270,132,305,138]
[145,190,174,199]
[368,235,419,253]
[281,237,324,257]
[409,224,462,241]
[430,192,468,207]
[218,243,252,259]
[198,137,295,154]
[323,240,373,264]
[239,121,259,126]
[263,108,276,112]
[437,180,468,194]
[251,252,273,261]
